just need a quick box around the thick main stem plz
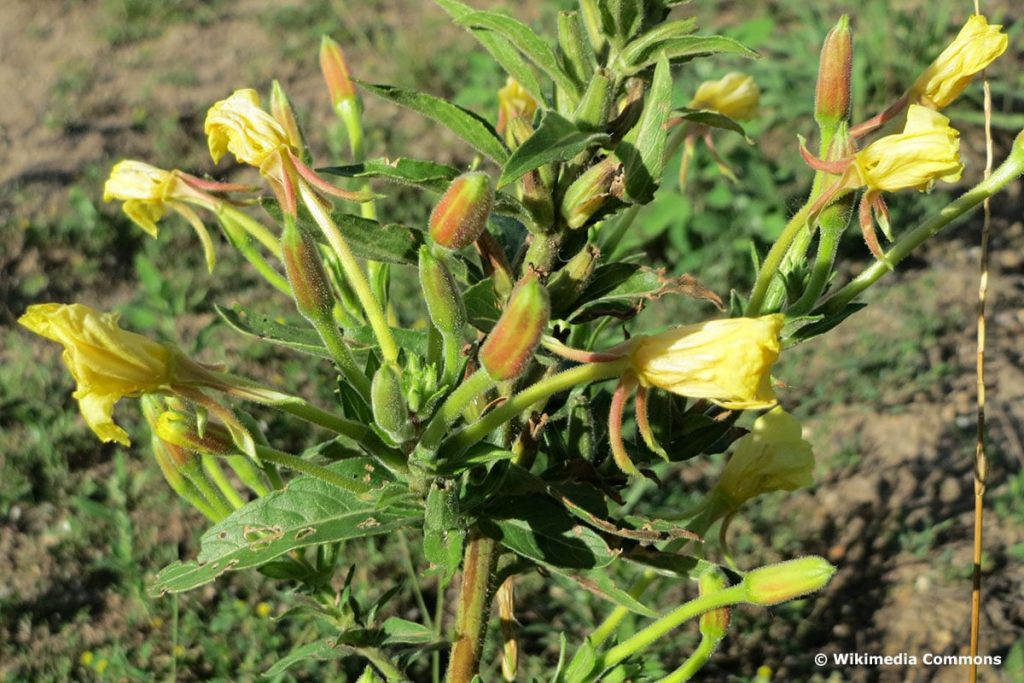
[448,532,497,683]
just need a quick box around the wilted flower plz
[496,77,539,136]
[853,105,963,192]
[19,303,174,445]
[206,89,293,169]
[689,73,760,122]
[715,407,814,507]
[910,15,1008,110]
[629,315,784,410]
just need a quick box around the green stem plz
[396,531,433,630]
[441,333,462,388]
[419,369,495,453]
[201,455,245,509]
[447,360,629,456]
[219,204,284,259]
[447,532,498,683]
[310,317,372,401]
[181,462,234,520]
[787,212,844,316]
[592,585,746,675]
[745,203,813,316]
[274,399,368,441]
[820,135,1024,314]
[299,181,399,363]
[658,634,719,683]
[255,444,370,495]
[358,646,405,682]
[225,454,271,497]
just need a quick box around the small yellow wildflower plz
[629,315,784,410]
[689,73,760,121]
[716,407,814,507]
[853,104,963,193]
[910,15,1008,110]
[18,303,173,446]
[79,651,94,667]
[205,89,292,169]
[256,602,272,619]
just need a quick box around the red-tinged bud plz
[480,273,550,381]
[560,157,622,230]
[742,556,836,606]
[157,411,234,456]
[282,218,336,325]
[419,246,466,338]
[815,16,853,127]
[429,172,494,250]
[371,363,414,443]
[320,35,360,113]
[271,80,305,152]
[698,571,731,641]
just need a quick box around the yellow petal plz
[689,72,760,121]
[853,105,963,192]
[204,89,291,168]
[911,15,1008,109]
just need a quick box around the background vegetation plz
[1,0,1023,680]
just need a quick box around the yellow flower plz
[910,15,1008,110]
[629,315,784,410]
[497,77,539,135]
[18,303,172,446]
[689,72,760,121]
[716,407,814,507]
[853,104,963,192]
[205,89,291,168]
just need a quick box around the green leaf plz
[319,157,460,194]
[457,11,581,100]
[618,18,698,68]
[549,568,658,617]
[462,278,502,333]
[358,80,509,164]
[434,0,546,105]
[263,638,346,678]
[670,107,751,141]
[617,53,671,204]
[215,304,329,359]
[479,496,614,569]
[621,34,758,72]
[381,617,437,645]
[149,460,410,595]
[349,325,430,357]
[570,264,722,323]
[790,303,867,343]
[498,110,609,188]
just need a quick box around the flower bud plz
[689,73,760,122]
[573,70,613,131]
[815,16,853,126]
[558,11,595,88]
[282,218,336,325]
[156,411,234,456]
[419,246,466,338]
[320,35,360,114]
[742,556,835,606]
[910,15,1007,110]
[429,172,495,250]
[547,244,599,318]
[480,274,550,381]
[371,363,414,443]
[560,157,621,230]
[698,571,731,641]
[271,80,306,151]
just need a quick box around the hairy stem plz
[447,532,497,683]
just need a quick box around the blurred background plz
[1,0,1023,680]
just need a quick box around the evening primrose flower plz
[688,72,760,122]
[910,15,1008,110]
[715,407,814,508]
[496,77,539,136]
[18,303,174,445]
[629,315,784,411]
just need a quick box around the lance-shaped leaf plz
[549,567,658,617]
[617,18,698,67]
[216,304,329,358]
[456,10,581,100]
[435,0,546,105]
[499,110,610,188]
[358,80,509,164]
[319,158,460,194]
[149,460,411,595]
[462,277,502,333]
[670,107,752,141]
[478,495,615,569]
[621,34,758,73]
[570,263,723,323]
[263,638,347,678]
[616,54,671,204]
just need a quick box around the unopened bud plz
[419,246,466,338]
[547,244,599,318]
[573,70,613,131]
[558,11,595,88]
[282,218,336,325]
[698,571,731,641]
[371,363,414,442]
[429,172,494,250]
[271,80,305,151]
[480,273,550,381]
[156,411,234,456]
[815,16,853,127]
[560,157,621,230]
[320,35,360,113]
[742,556,835,606]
